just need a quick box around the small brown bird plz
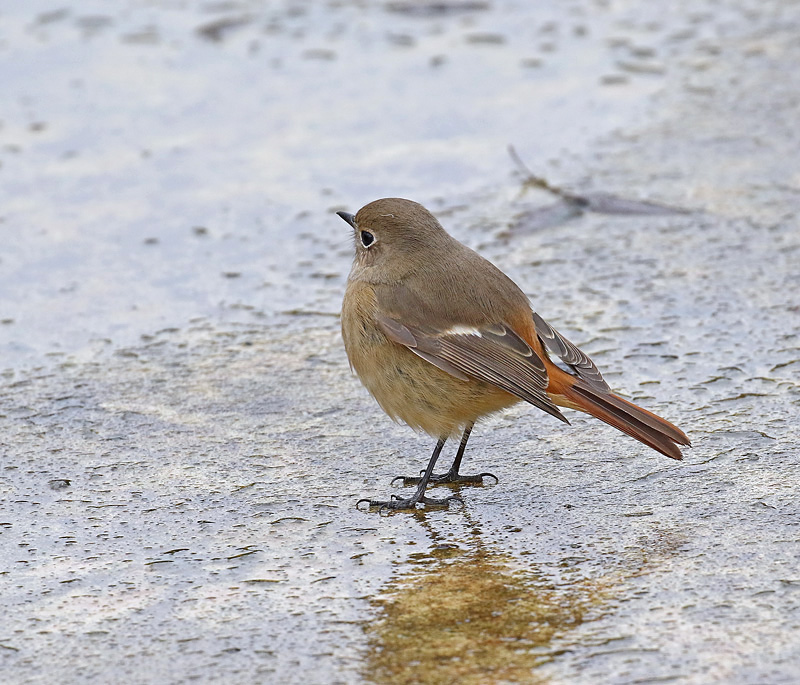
[337,198,689,511]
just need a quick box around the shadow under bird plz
[337,198,690,511]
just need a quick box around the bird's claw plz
[391,471,499,487]
[356,494,463,513]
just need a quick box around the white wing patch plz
[443,325,483,337]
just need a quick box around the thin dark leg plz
[392,423,498,487]
[448,423,473,476]
[357,438,462,512]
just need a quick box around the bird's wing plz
[375,313,568,424]
[532,311,610,393]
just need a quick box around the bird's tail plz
[549,370,690,460]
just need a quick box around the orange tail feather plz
[549,369,690,460]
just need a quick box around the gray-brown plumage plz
[338,198,690,511]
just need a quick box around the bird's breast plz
[341,281,519,437]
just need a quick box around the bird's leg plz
[358,438,462,512]
[391,424,498,487]
[438,424,499,484]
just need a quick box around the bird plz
[337,198,690,511]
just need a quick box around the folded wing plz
[376,313,568,424]
[532,311,610,393]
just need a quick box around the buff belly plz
[342,293,519,438]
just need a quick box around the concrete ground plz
[1,1,798,683]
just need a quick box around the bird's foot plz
[391,470,498,487]
[356,493,462,513]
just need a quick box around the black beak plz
[336,211,356,229]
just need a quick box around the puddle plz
[363,519,607,685]
[367,548,582,684]
[362,495,697,684]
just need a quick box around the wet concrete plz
[2,1,800,683]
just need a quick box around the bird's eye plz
[360,231,375,247]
